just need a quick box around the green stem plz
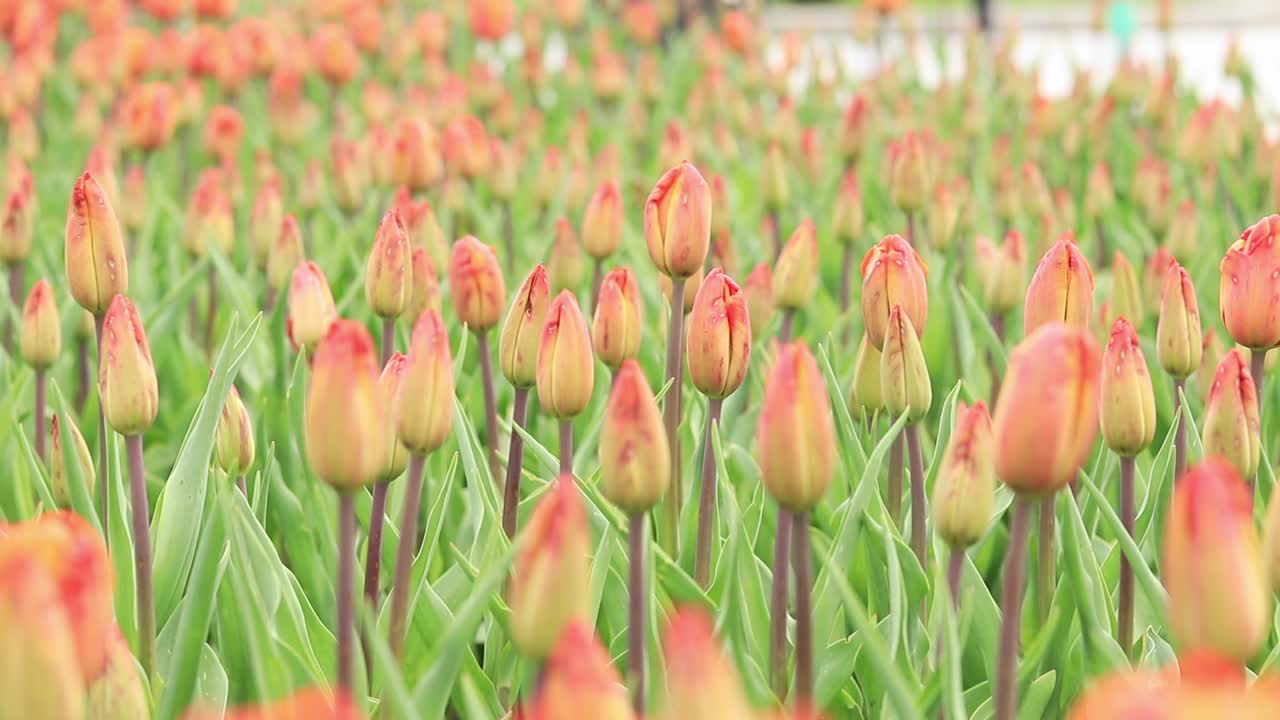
[995,497,1033,720]
[126,434,155,680]
[660,276,687,556]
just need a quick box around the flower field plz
[2,0,1280,718]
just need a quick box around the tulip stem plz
[695,397,724,589]
[1036,496,1056,624]
[1251,348,1266,420]
[95,312,109,532]
[947,546,964,609]
[995,496,1033,720]
[907,424,928,567]
[205,263,217,357]
[236,475,247,496]
[792,511,814,711]
[475,332,502,485]
[126,434,155,680]
[1093,217,1108,271]
[337,492,356,694]
[364,480,390,609]
[380,317,395,367]
[34,369,46,465]
[779,310,795,344]
[76,336,90,412]
[1172,377,1188,480]
[389,454,426,663]
[628,512,648,715]
[888,432,904,529]
[591,259,604,315]
[558,420,573,477]
[1118,455,1136,657]
[502,388,531,538]
[769,212,781,262]
[769,507,793,701]
[906,211,917,248]
[660,277,687,556]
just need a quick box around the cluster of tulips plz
[5,0,1280,718]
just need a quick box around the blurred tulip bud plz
[119,166,146,232]
[311,25,360,86]
[364,211,411,319]
[993,323,1101,494]
[299,160,326,210]
[85,630,148,720]
[600,360,670,513]
[1220,215,1280,350]
[880,305,932,423]
[547,218,584,293]
[49,413,93,510]
[1110,251,1145,326]
[330,136,369,213]
[448,236,506,332]
[65,173,128,315]
[375,354,411,480]
[1157,260,1202,379]
[185,688,365,720]
[537,291,595,419]
[592,267,644,370]
[1144,247,1176,312]
[840,95,873,161]
[861,234,929,350]
[204,105,242,161]
[250,180,283,269]
[757,342,837,513]
[527,622,632,720]
[268,215,305,295]
[471,0,514,41]
[396,310,455,455]
[184,169,233,257]
[99,295,158,436]
[509,477,591,659]
[973,231,1026,315]
[500,265,551,388]
[745,263,775,332]
[0,186,33,266]
[928,180,961,251]
[20,280,59,371]
[1198,331,1227,404]
[1167,199,1199,264]
[831,170,864,246]
[0,553,84,719]
[582,182,623,261]
[661,607,754,720]
[1067,651,1280,718]
[305,320,386,490]
[442,117,491,180]
[644,161,712,278]
[489,140,518,200]
[287,262,338,353]
[1023,234,1095,335]
[0,511,114,683]
[687,269,751,399]
[933,401,995,548]
[120,82,178,151]
[1099,317,1157,456]
[761,142,790,211]
[889,131,931,213]
[214,384,255,478]
[849,333,884,418]
[773,220,819,311]
[1164,458,1269,662]
[1202,349,1261,480]
[397,193,448,271]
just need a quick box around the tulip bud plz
[395,310,455,456]
[365,211,411,319]
[20,280,60,371]
[687,269,752,399]
[849,333,884,418]
[249,180,283,269]
[184,169,234,257]
[1157,260,1202,379]
[375,354,411,480]
[65,173,128,315]
[600,360,670,513]
[1202,349,1261,480]
[745,262,775,331]
[1220,215,1280,350]
[831,170,864,246]
[98,295,158,437]
[773,220,819,311]
[448,236,506,332]
[1099,317,1157,456]
[86,631,148,720]
[547,218,584,293]
[526,622,632,720]
[0,554,84,719]
[757,342,837,513]
[509,476,591,659]
[404,247,441,326]
[993,323,1101,495]
[889,131,930,213]
[1167,199,1198,264]
[933,401,996,548]
[1198,331,1226,403]
[761,142,790,211]
[880,305,932,423]
[973,230,1026,315]
[928,180,962,251]
[49,414,94,510]
[0,511,114,683]
[582,182,622,261]
[214,385,255,478]
[1163,458,1269,662]
[661,607,754,720]
[287,262,338,354]
[305,320,386,491]
[644,161,712,278]
[0,187,33,266]
[537,291,595,419]
[861,234,929,350]
[1264,489,1280,595]
[1110,251,1145,326]
[500,265,551,388]
[267,215,305,294]
[592,267,644,370]
[1023,234,1095,335]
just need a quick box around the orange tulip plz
[1219,215,1280,350]
[305,320,387,491]
[592,267,644,369]
[757,341,837,513]
[860,234,929,350]
[1023,233,1095,335]
[687,268,751,399]
[1201,350,1261,480]
[644,161,712,278]
[525,622,633,720]
[448,236,505,332]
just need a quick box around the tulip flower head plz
[600,360,670,514]
[592,267,644,370]
[99,295,159,436]
[214,385,255,478]
[861,234,929,350]
[448,236,506,332]
[757,342,837,513]
[65,173,128,315]
[305,320,387,491]
[1220,215,1280,350]
[1163,458,1270,663]
[500,265,552,388]
[773,220,819,311]
[1099,317,1157,456]
[509,476,591,660]
[644,161,712,278]
[880,305,932,423]
[582,182,623,261]
[395,310,455,456]
[547,218,584,293]
[536,291,595,419]
[365,211,411,319]
[933,401,996,548]
[287,262,338,353]
[526,622,634,720]
[973,230,1026,315]
[661,607,754,720]
[1023,233,1095,336]
[687,268,751,399]
[744,262,775,332]
[1201,349,1261,480]
[20,280,60,371]
[49,414,94,510]
[1156,259,1203,379]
